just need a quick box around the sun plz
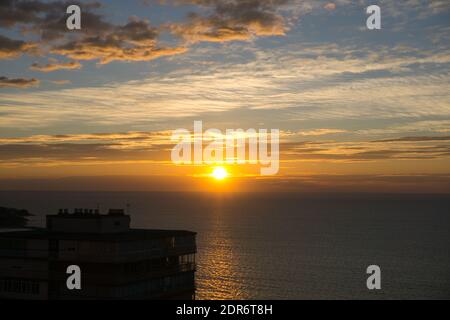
[211,167,228,180]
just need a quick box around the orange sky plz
[0,1,449,192]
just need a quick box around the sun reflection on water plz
[195,196,249,300]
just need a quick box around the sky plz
[0,0,449,192]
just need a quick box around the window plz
[0,279,40,295]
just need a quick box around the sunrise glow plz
[211,167,228,180]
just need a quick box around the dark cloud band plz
[0,76,39,88]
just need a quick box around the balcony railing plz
[55,245,196,263]
[48,262,196,285]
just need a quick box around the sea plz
[0,191,449,300]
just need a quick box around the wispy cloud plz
[3,42,449,128]
[0,76,39,88]
[292,129,348,136]
[51,17,187,64]
[284,137,450,162]
[0,35,38,59]
[168,0,288,43]
[30,60,82,72]
[49,79,72,85]
[0,131,173,167]
[323,3,336,11]
[0,0,449,187]
[0,129,448,168]
[356,120,450,136]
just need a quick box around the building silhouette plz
[0,208,196,300]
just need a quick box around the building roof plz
[0,228,196,242]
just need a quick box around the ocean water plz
[0,191,449,300]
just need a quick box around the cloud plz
[51,17,187,64]
[0,131,174,167]
[1,1,186,65]
[374,136,450,143]
[0,76,39,88]
[31,60,82,72]
[0,129,449,167]
[1,42,449,129]
[0,0,107,39]
[0,35,37,59]
[295,129,347,136]
[0,131,172,145]
[427,0,450,14]
[284,137,450,162]
[0,130,448,194]
[35,4,113,41]
[50,79,72,85]
[1,0,449,66]
[0,0,50,28]
[168,0,288,43]
[323,3,336,11]
[356,120,450,136]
